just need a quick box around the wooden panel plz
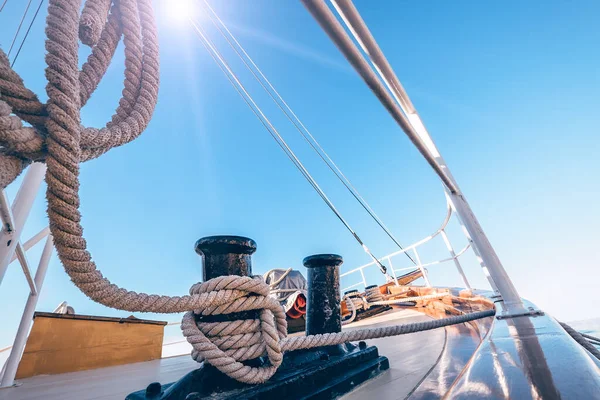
[15,313,165,379]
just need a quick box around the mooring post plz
[304,254,343,336]
[128,249,391,399]
[195,235,259,335]
[195,235,256,280]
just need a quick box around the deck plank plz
[342,309,446,400]
[0,309,446,400]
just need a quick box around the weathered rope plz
[0,0,171,312]
[0,0,495,386]
[341,292,358,325]
[365,284,384,303]
[181,275,495,384]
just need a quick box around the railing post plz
[0,163,46,286]
[440,230,471,290]
[412,248,431,287]
[359,268,367,289]
[451,200,501,294]
[447,192,524,312]
[387,256,399,286]
[1,234,53,388]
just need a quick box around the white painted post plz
[448,194,500,294]
[440,230,472,290]
[0,163,46,285]
[448,192,524,309]
[359,268,367,289]
[387,256,399,286]
[0,234,53,388]
[412,248,431,287]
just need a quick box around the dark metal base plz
[286,316,306,334]
[126,343,389,400]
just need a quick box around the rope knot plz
[0,0,159,189]
[181,275,289,384]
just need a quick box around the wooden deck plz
[342,309,445,400]
[0,309,446,400]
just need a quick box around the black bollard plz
[127,245,390,400]
[195,235,256,280]
[304,254,343,336]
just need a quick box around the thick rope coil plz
[0,0,496,386]
[181,275,495,384]
[344,290,365,313]
[341,292,357,325]
[0,0,158,181]
[365,284,384,303]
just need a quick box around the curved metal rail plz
[341,197,474,292]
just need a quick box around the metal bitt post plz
[129,245,391,400]
[195,235,258,325]
[304,254,343,336]
[195,235,256,280]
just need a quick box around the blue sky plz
[1,0,599,347]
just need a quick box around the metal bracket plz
[496,307,544,320]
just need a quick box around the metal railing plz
[0,163,54,388]
[340,197,475,293]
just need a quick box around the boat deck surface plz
[0,309,445,400]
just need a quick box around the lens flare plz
[166,0,194,23]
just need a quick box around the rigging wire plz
[199,0,416,266]
[0,0,8,13]
[10,0,44,68]
[7,0,34,57]
[188,18,390,276]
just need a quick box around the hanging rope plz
[0,0,163,310]
[0,0,495,386]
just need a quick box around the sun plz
[166,0,195,23]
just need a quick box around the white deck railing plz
[0,163,53,388]
[340,197,475,293]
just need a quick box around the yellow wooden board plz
[16,313,166,379]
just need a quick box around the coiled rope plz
[365,284,384,303]
[181,275,494,384]
[341,289,450,325]
[0,0,495,386]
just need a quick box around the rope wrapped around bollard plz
[1,0,495,387]
[181,275,495,384]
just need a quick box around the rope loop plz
[181,276,288,384]
[1,1,497,387]
[180,274,495,385]
[0,0,159,188]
